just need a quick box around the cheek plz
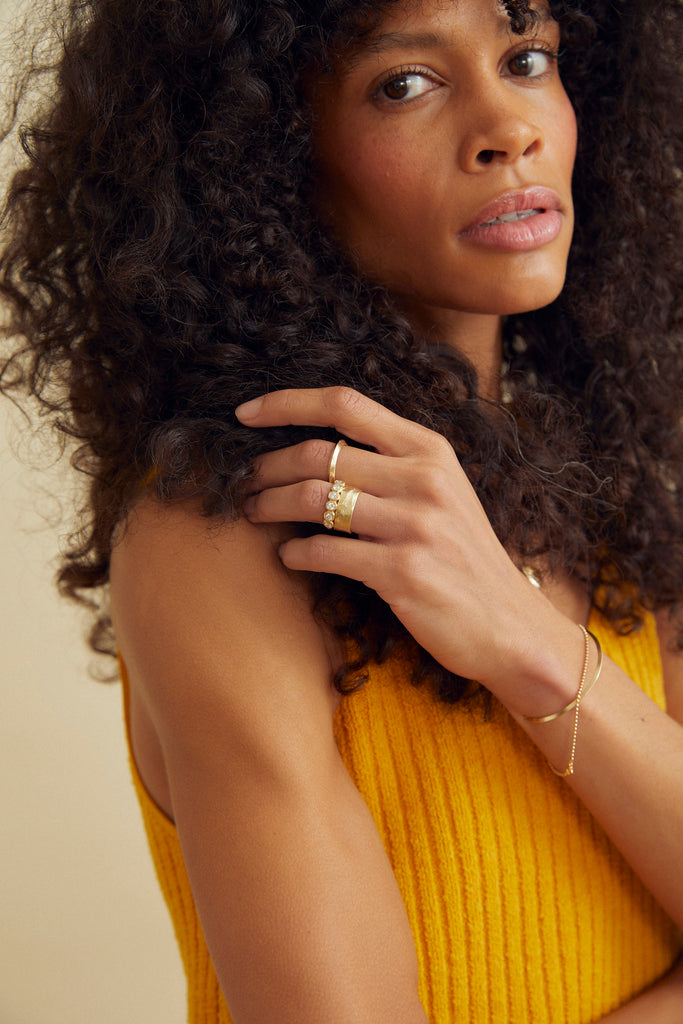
[319,125,429,235]
[555,95,578,173]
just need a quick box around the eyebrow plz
[363,9,553,54]
[330,7,554,80]
[368,31,444,52]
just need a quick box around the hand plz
[236,386,581,712]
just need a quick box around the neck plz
[399,304,504,402]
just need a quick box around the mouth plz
[459,188,565,252]
[479,208,544,227]
[464,187,562,230]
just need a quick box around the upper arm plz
[657,609,683,726]
[109,498,427,1024]
[111,498,340,775]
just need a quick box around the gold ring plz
[323,480,345,530]
[328,439,347,485]
[332,485,361,534]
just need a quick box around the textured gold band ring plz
[328,439,347,485]
[332,485,361,534]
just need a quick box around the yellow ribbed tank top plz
[121,610,681,1023]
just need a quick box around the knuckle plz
[300,438,330,471]
[308,534,332,567]
[301,479,326,516]
[407,421,452,457]
[326,385,367,418]
[411,461,452,503]
[269,389,292,415]
[245,493,265,520]
[430,432,454,460]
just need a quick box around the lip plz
[459,187,565,252]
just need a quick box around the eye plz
[507,49,555,78]
[373,68,439,104]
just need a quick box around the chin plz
[470,273,567,316]
[495,291,564,316]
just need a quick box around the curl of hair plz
[1,0,682,698]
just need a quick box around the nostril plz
[477,149,495,165]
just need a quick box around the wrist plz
[489,597,589,720]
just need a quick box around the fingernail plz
[235,397,263,421]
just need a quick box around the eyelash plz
[371,45,561,106]
[507,44,561,78]
[371,64,439,105]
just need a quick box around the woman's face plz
[311,0,577,334]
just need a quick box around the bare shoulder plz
[110,495,340,765]
[656,608,683,725]
[110,498,427,1022]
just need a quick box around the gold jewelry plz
[522,565,542,589]
[524,627,603,779]
[323,480,345,530]
[328,439,347,485]
[550,625,590,778]
[549,625,594,777]
[524,628,603,723]
[333,486,361,534]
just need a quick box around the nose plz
[458,94,543,173]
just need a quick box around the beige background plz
[1,0,185,1020]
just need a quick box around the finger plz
[235,386,446,458]
[246,438,337,492]
[243,479,395,539]
[278,533,391,591]
[248,439,417,499]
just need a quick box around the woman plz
[1,0,682,1021]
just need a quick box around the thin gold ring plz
[328,439,347,485]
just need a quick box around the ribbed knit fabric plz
[121,610,681,1023]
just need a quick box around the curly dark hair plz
[1,0,682,701]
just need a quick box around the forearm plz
[511,620,683,929]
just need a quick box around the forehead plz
[328,0,550,60]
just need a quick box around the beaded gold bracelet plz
[523,626,604,778]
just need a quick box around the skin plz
[110,1,683,1020]
[312,0,576,389]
